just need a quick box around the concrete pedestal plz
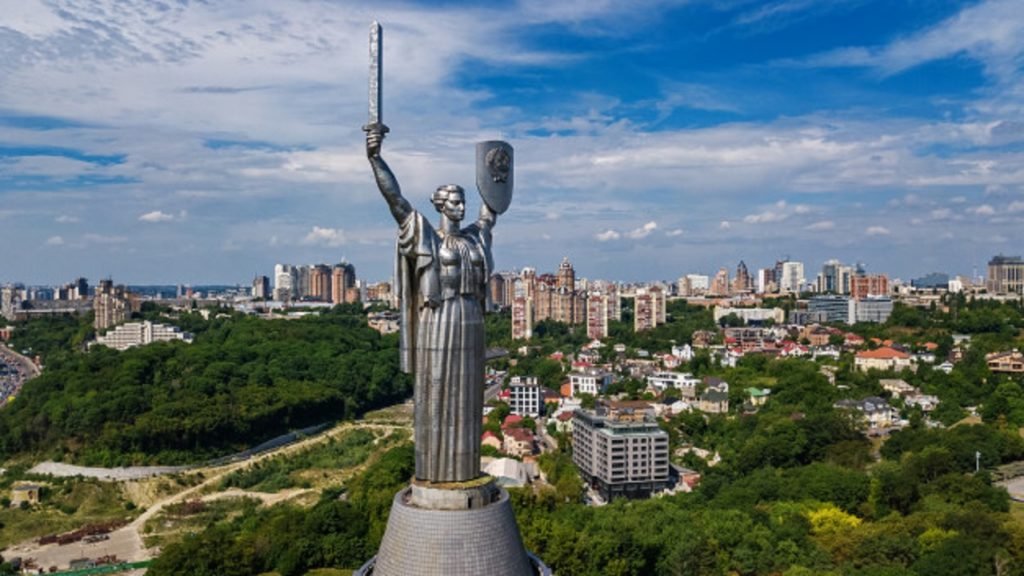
[355,483,551,576]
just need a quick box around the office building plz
[572,403,670,500]
[508,376,542,417]
[808,295,851,323]
[849,296,893,323]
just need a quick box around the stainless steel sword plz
[365,21,388,133]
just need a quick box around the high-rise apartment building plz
[677,275,692,297]
[634,287,664,332]
[779,261,805,293]
[817,259,854,294]
[252,275,271,299]
[309,264,332,301]
[757,267,776,294]
[987,255,1024,295]
[94,279,135,331]
[274,264,294,301]
[1,285,20,322]
[557,257,575,290]
[686,274,709,294]
[587,290,611,339]
[850,274,889,299]
[331,262,357,304]
[710,268,730,296]
[489,273,514,309]
[511,296,533,340]
[572,403,670,500]
[732,261,752,294]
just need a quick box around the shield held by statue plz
[476,140,514,215]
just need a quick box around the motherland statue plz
[366,123,511,484]
[355,22,548,576]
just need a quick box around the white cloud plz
[627,221,657,239]
[45,235,64,246]
[802,0,1024,81]
[55,215,79,223]
[865,226,890,236]
[929,208,953,220]
[666,229,683,237]
[139,210,176,223]
[719,221,732,229]
[83,233,128,244]
[595,229,621,241]
[303,226,347,247]
[743,210,787,224]
[793,204,812,214]
[971,204,996,216]
[806,220,835,231]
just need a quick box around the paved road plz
[0,342,40,407]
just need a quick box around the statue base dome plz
[355,480,550,576]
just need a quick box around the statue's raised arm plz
[366,125,412,224]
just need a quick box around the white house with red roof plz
[855,346,914,372]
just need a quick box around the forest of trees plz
[0,305,411,465]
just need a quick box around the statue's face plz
[443,190,465,222]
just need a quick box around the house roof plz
[701,390,729,402]
[502,414,523,428]
[505,427,534,442]
[856,346,910,360]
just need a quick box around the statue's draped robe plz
[397,210,492,483]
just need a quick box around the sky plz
[1,0,1023,285]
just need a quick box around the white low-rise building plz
[646,372,700,398]
[569,370,613,397]
[94,321,192,351]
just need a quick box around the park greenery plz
[0,305,411,465]
[5,293,1024,574]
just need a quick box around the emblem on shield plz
[476,140,514,215]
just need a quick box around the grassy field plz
[0,478,138,548]
[217,428,400,493]
[142,496,261,549]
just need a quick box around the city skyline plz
[1,0,1023,284]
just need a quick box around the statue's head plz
[432,184,465,222]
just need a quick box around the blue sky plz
[1,0,1023,285]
